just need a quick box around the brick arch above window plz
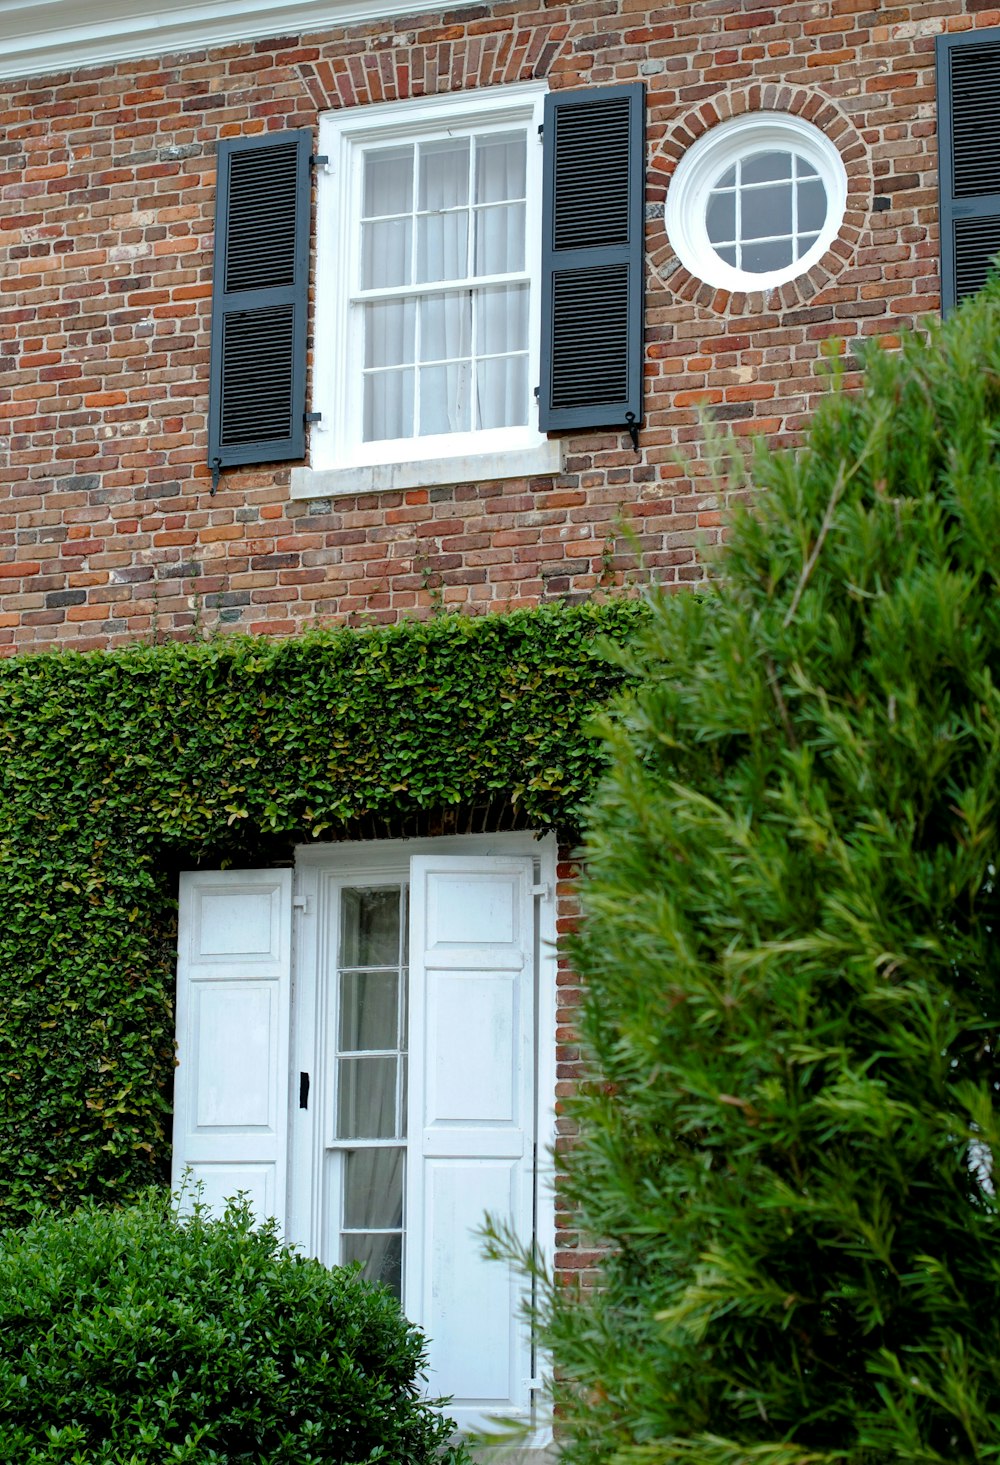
[295,20,573,114]
[647,85,870,316]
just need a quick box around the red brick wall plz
[0,0,991,651]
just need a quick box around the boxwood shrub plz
[0,1191,472,1464]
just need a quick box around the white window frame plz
[288,830,558,1445]
[297,83,562,499]
[664,111,848,294]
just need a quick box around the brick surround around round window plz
[648,85,872,315]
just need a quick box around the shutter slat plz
[954,216,1000,299]
[539,83,645,433]
[220,306,296,447]
[208,130,311,471]
[937,29,1000,311]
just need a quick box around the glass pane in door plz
[334,884,408,1300]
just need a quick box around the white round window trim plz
[664,111,848,293]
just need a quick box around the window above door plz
[303,84,561,496]
[206,82,646,499]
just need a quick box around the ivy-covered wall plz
[0,602,641,1225]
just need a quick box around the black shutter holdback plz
[936,27,1000,313]
[539,83,645,442]
[207,130,312,489]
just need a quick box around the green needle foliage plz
[539,290,1000,1463]
[0,602,639,1226]
[0,1192,471,1464]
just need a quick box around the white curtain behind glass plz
[359,129,529,444]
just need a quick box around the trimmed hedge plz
[0,602,641,1225]
[0,1192,471,1464]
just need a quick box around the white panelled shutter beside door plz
[406,855,536,1433]
[171,869,293,1228]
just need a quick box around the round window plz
[664,113,848,293]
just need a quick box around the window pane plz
[420,362,472,436]
[474,202,525,275]
[340,971,399,1053]
[341,887,402,969]
[477,284,528,356]
[475,132,526,204]
[363,145,413,218]
[361,218,412,289]
[477,354,528,430]
[741,182,792,241]
[419,138,470,211]
[797,178,828,235]
[420,292,472,363]
[337,1056,397,1139]
[715,243,737,267]
[715,163,736,190]
[742,149,792,185]
[417,211,469,285]
[342,1232,402,1299]
[705,189,736,245]
[364,370,413,442]
[344,1147,404,1229]
[742,237,793,273]
[364,300,416,369]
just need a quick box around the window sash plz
[313,83,547,472]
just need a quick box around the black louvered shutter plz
[208,130,311,471]
[538,84,645,433]
[937,28,1000,313]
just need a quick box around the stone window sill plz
[289,440,563,499]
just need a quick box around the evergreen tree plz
[539,289,1000,1463]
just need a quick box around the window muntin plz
[705,149,828,275]
[664,112,846,293]
[333,884,408,1299]
[357,128,530,445]
[313,84,548,474]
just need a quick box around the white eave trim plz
[0,0,478,81]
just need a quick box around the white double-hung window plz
[303,84,559,494]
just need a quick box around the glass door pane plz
[333,884,408,1300]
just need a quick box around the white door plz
[173,839,553,1435]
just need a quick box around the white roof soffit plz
[0,0,472,81]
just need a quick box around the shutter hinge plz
[305,411,322,424]
[625,411,640,454]
[526,1377,544,1391]
[531,882,550,899]
[209,456,223,495]
[292,894,311,913]
[310,153,330,169]
[537,123,544,139]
